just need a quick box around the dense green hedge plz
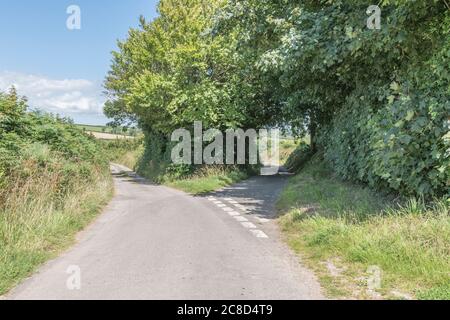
[317,2,450,198]
[323,83,449,198]
[0,89,107,196]
[214,0,450,199]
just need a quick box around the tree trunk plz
[310,119,317,153]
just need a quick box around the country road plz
[6,164,323,300]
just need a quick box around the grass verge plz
[277,157,449,300]
[106,139,252,195]
[0,164,113,295]
[166,166,249,195]
[0,91,116,296]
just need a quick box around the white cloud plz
[0,71,105,115]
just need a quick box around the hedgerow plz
[213,0,450,198]
[0,88,107,201]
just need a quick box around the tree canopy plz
[104,0,449,198]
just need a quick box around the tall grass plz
[0,153,112,295]
[277,158,450,300]
[0,91,115,295]
[100,138,144,170]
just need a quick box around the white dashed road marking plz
[250,230,269,238]
[241,222,257,229]
[208,195,269,239]
[235,204,248,211]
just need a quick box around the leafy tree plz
[104,0,449,198]
[212,0,449,197]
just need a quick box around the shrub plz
[0,89,108,204]
[322,82,449,198]
[285,142,314,173]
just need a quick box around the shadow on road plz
[111,162,292,220]
[202,174,290,220]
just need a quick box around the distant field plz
[87,131,134,140]
[76,124,140,137]
[76,124,111,133]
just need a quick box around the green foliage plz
[417,284,450,300]
[104,0,242,133]
[213,0,449,198]
[0,89,113,295]
[99,138,144,171]
[277,158,450,299]
[284,142,313,173]
[104,0,284,177]
[0,89,108,202]
[323,87,449,198]
[75,124,141,136]
[134,130,174,181]
[167,166,249,195]
[105,0,449,198]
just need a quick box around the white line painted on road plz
[235,204,248,211]
[250,230,269,238]
[208,196,269,239]
[241,222,257,229]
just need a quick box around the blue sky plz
[0,0,158,124]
